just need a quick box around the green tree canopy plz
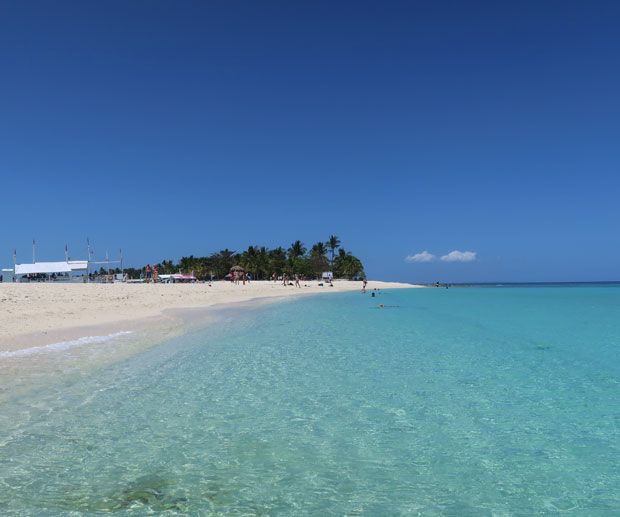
[129,239,364,280]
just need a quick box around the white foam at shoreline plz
[0,331,133,358]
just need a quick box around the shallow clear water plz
[1,287,620,515]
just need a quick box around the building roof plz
[14,261,88,275]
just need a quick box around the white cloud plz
[405,250,436,263]
[440,250,477,262]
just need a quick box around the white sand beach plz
[0,280,419,353]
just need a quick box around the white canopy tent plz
[9,240,124,282]
[14,261,88,275]
[68,260,88,272]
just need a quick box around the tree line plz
[115,235,365,280]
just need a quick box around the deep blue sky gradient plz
[1,1,619,282]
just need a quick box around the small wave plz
[0,331,133,358]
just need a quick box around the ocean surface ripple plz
[1,286,619,515]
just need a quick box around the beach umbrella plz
[230,265,245,272]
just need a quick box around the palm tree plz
[210,249,236,278]
[269,247,287,275]
[178,255,196,274]
[327,235,341,265]
[342,255,364,279]
[193,258,210,279]
[311,241,328,260]
[157,259,175,274]
[310,241,329,277]
[241,245,259,278]
[256,246,269,279]
[333,248,349,277]
[287,240,306,260]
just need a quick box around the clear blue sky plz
[1,1,618,282]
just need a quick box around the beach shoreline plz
[0,280,420,353]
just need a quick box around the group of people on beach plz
[272,272,325,288]
[231,271,251,285]
[272,272,303,287]
[138,266,368,289]
[144,264,158,283]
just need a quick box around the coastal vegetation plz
[116,236,365,280]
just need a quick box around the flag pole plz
[86,238,90,282]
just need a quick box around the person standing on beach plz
[153,265,159,283]
[295,274,300,288]
[145,264,152,283]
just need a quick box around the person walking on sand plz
[153,265,159,283]
[145,264,152,283]
[295,274,300,288]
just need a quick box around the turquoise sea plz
[1,286,620,515]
